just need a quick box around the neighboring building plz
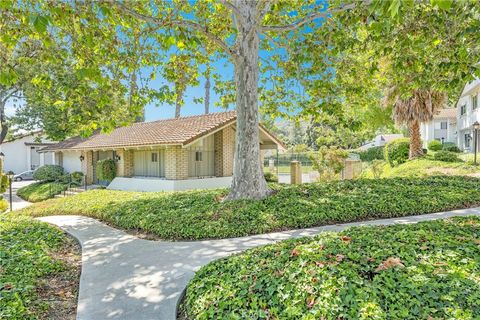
[456,79,480,151]
[0,131,55,174]
[420,108,457,148]
[42,111,285,192]
[359,134,404,150]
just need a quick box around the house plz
[420,108,457,148]
[42,111,286,192]
[359,134,404,150]
[456,79,480,151]
[0,131,55,175]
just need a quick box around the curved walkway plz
[39,207,480,320]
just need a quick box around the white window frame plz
[473,94,478,110]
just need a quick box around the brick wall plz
[81,150,94,184]
[165,146,188,180]
[115,149,134,177]
[213,125,235,177]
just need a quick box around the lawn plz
[182,216,480,319]
[17,181,67,202]
[0,215,81,319]
[264,165,313,174]
[20,176,480,240]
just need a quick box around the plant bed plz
[17,181,67,202]
[19,176,480,240]
[182,216,480,319]
[0,215,81,319]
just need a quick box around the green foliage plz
[442,142,461,153]
[0,215,77,319]
[382,158,477,178]
[0,198,8,212]
[20,176,480,240]
[263,172,278,183]
[433,150,463,163]
[70,171,84,185]
[370,159,385,179]
[184,216,480,319]
[385,138,410,167]
[357,146,384,162]
[95,159,116,182]
[0,175,9,193]
[428,140,442,151]
[310,146,348,181]
[17,182,66,202]
[32,165,64,182]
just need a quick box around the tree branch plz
[260,1,368,32]
[114,3,236,57]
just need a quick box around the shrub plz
[264,172,278,183]
[20,176,480,240]
[96,159,116,182]
[71,171,84,185]
[33,165,64,182]
[427,139,442,151]
[17,182,66,202]
[370,159,384,178]
[0,175,9,193]
[184,217,480,319]
[384,138,410,167]
[433,150,463,162]
[357,146,384,162]
[442,142,461,153]
[0,198,7,212]
[310,146,348,181]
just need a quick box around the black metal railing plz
[48,174,88,199]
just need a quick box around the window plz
[195,151,203,162]
[151,152,158,162]
[461,105,467,115]
[440,121,447,129]
[473,94,478,110]
[465,134,471,148]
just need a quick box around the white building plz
[0,131,56,174]
[420,108,457,148]
[359,134,404,150]
[456,79,480,151]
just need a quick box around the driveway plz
[38,207,480,320]
[3,180,35,211]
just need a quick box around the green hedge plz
[20,176,480,240]
[433,150,463,163]
[427,140,442,151]
[442,142,461,153]
[184,216,480,319]
[32,165,64,182]
[385,138,410,167]
[0,215,79,319]
[357,146,384,162]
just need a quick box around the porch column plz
[81,150,94,184]
[115,149,134,177]
[165,146,188,180]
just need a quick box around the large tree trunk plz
[226,0,270,200]
[204,71,210,114]
[0,100,8,144]
[409,120,424,159]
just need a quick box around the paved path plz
[39,207,480,320]
[3,181,34,211]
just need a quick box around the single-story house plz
[42,111,286,192]
[359,134,404,150]
[420,108,457,148]
[0,131,55,174]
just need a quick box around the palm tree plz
[385,88,447,159]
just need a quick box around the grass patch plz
[264,165,313,174]
[17,182,67,202]
[0,215,81,319]
[20,176,480,240]
[182,216,480,319]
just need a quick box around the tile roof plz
[43,111,248,151]
[433,108,456,119]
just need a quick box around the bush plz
[433,150,463,162]
[427,139,442,151]
[0,198,7,212]
[0,175,9,193]
[96,159,116,182]
[264,172,278,183]
[357,146,384,162]
[184,216,480,319]
[71,171,84,185]
[442,142,461,153]
[384,138,410,167]
[370,159,384,178]
[33,165,64,182]
[17,182,66,202]
[20,176,480,240]
[0,215,80,319]
[310,146,349,181]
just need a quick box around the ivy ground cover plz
[0,215,80,319]
[20,176,480,240]
[183,216,480,319]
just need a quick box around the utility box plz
[290,160,302,184]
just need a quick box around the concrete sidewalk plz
[3,180,34,211]
[39,207,480,320]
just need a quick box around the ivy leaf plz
[33,15,49,33]
[432,0,452,11]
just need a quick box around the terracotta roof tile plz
[44,111,239,151]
